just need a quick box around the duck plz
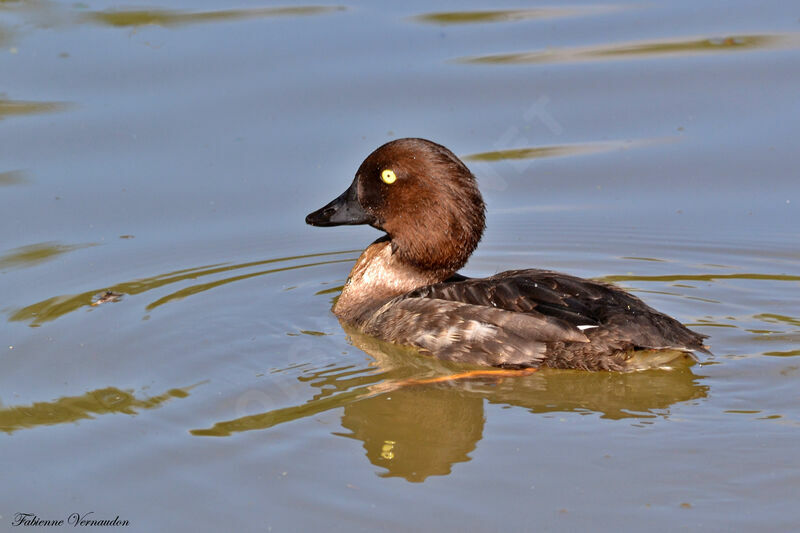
[306,138,709,371]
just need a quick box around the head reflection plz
[338,386,484,482]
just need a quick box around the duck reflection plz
[339,327,707,481]
[337,385,485,483]
[193,325,708,482]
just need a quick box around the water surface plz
[1,0,798,531]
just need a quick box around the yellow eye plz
[381,169,397,184]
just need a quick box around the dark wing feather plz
[403,269,708,354]
[406,269,602,325]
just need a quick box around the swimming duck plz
[306,138,709,371]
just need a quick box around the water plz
[1,0,798,531]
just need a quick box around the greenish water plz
[1,1,798,531]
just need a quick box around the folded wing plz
[363,269,708,367]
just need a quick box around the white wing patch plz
[577,325,599,331]
[416,320,497,351]
[463,320,497,343]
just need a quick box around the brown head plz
[306,138,486,276]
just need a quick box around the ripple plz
[464,138,669,163]
[143,256,354,311]
[0,24,10,47]
[0,170,26,186]
[84,5,345,28]
[458,33,800,65]
[764,349,800,357]
[8,250,359,326]
[622,256,668,263]
[412,5,621,26]
[0,241,95,272]
[0,98,72,120]
[754,313,800,327]
[600,273,800,283]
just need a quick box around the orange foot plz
[362,367,538,399]
[402,367,538,385]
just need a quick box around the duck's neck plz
[334,240,450,325]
